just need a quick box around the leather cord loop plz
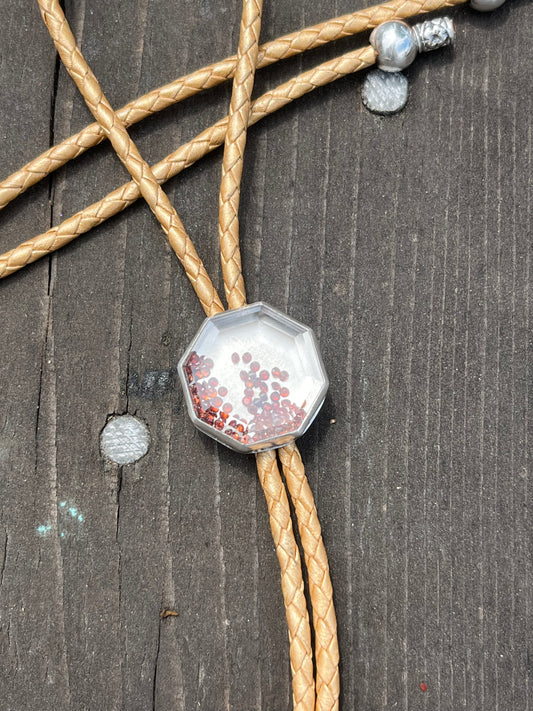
[0,0,467,213]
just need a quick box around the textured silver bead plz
[370,21,418,72]
[471,0,506,10]
[412,17,455,53]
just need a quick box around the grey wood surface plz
[0,1,531,709]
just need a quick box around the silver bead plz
[471,0,506,11]
[370,21,418,72]
[412,17,455,53]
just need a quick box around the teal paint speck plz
[68,507,78,517]
[59,501,67,508]
[77,514,84,522]
[60,532,66,538]
[36,524,52,536]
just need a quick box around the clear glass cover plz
[178,302,329,453]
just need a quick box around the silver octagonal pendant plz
[178,302,329,453]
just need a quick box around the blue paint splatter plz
[36,524,52,536]
[35,499,86,540]
[34,501,86,539]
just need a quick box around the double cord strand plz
[0,46,376,278]
[216,4,340,708]
[216,3,338,708]
[36,0,326,708]
[217,3,317,707]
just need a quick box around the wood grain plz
[0,0,531,709]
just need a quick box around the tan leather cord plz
[0,0,468,212]
[279,443,340,711]
[219,0,340,711]
[37,1,317,708]
[218,0,262,311]
[217,5,319,708]
[256,449,315,710]
[216,3,339,706]
[0,45,376,279]
[217,4,316,708]
[37,0,222,318]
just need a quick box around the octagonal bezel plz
[178,302,329,453]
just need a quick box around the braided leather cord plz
[0,46,376,279]
[216,3,341,706]
[219,3,316,708]
[218,0,263,311]
[0,0,468,212]
[37,0,223,318]
[279,443,340,711]
[256,449,316,709]
[37,1,318,708]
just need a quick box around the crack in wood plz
[152,619,162,711]
[0,531,7,589]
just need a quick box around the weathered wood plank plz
[0,0,531,709]
[0,3,67,709]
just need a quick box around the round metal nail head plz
[362,69,409,115]
[100,415,150,465]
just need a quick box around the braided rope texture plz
[37,0,223,318]
[256,450,316,710]
[218,0,263,311]
[0,46,376,278]
[0,0,468,212]
[279,444,340,711]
